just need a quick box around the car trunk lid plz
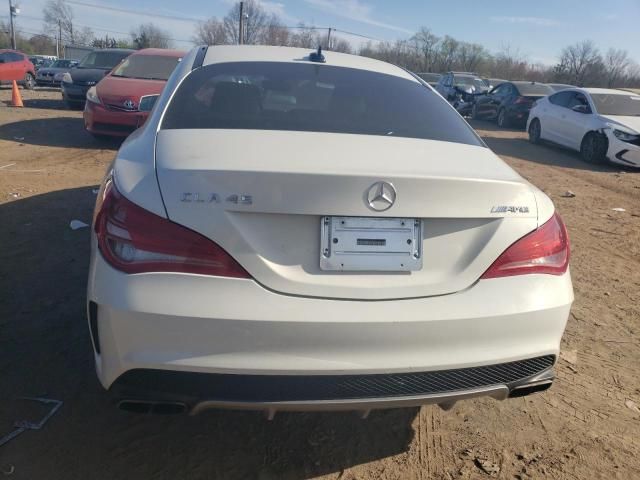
[154,129,538,300]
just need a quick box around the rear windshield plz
[161,62,482,146]
[515,83,554,96]
[78,51,131,70]
[112,55,181,81]
[591,93,640,116]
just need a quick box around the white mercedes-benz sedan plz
[527,87,640,168]
[88,45,573,416]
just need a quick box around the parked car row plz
[419,70,639,167]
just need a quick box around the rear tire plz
[497,108,510,128]
[528,119,541,144]
[580,132,608,164]
[471,103,479,120]
[24,73,36,90]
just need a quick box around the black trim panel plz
[192,45,208,70]
[111,356,555,403]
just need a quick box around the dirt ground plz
[0,87,639,480]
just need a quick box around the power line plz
[2,14,195,44]
[66,0,207,24]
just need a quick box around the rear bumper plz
[111,358,555,415]
[88,247,573,411]
[84,101,145,137]
[507,105,532,124]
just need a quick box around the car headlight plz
[86,86,101,105]
[61,72,72,84]
[613,129,639,143]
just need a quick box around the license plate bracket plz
[320,216,422,272]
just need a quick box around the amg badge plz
[491,206,530,214]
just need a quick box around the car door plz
[7,52,23,81]
[561,92,593,150]
[486,83,508,119]
[476,83,502,117]
[0,53,12,81]
[542,91,574,145]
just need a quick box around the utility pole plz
[238,1,244,45]
[326,27,332,50]
[8,0,18,50]
[58,20,62,58]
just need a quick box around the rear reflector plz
[94,178,250,278]
[481,212,569,279]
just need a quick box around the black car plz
[36,59,79,86]
[472,81,554,128]
[61,48,134,109]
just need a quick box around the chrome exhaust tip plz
[117,400,187,415]
[508,380,553,398]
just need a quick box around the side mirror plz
[572,104,591,114]
[139,94,159,112]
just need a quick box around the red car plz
[0,49,36,89]
[84,48,184,137]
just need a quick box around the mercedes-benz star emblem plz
[366,181,396,212]
[123,100,136,110]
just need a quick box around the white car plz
[527,87,640,167]
[88,45,573,416]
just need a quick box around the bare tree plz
[411,27,440,72]
[261,15,290,46]
[193,17,226,45]
[131,23,172,49]
[0,20,10,49]
[289,24,319,49]
[493,45,528,79]
[75,26,95,46]
[223,0,269,45]
[604,48,631,88]
[434,36,459,72]
[43,0,76,44]
[331,38,352,54]
[556,40,602,86]
[456,42,487,73]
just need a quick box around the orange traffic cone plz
[11,80,24,108]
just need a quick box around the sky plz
[5,0,640,65]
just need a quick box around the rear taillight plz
[481,213,569,279]
[94,178,250,278]
[514,96,530,105]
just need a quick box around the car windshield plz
[516,83,555,95]
[78,51,130,69]
[111,54,181,80]
[162,62,482,146]
[52,60,74,68]
[454,76,476,87]
[591,93,640,116]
